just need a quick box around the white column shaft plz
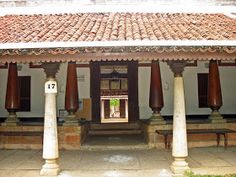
[125,99,128,118]
[101,100,105,119]
[43,80,59,160]
[172,76,188,157]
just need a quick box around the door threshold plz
[101,117,128,123]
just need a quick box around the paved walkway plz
[0,147,236,177]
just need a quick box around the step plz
[90,122,141,130]
[88,129,142,135]
[81,134,148,150]
[80,144,149,150]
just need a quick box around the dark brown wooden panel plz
[90,61,101,123]
[120,99,126,118]
[128,61,139,122]
[104,100,110,118]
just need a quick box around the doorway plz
[100,64,128,123]
[90,61,139,123]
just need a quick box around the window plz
[197,73,208,108]
[19,76,31,111]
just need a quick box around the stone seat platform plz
[156,128,236,149]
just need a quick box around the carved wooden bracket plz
[42,62,60,78]
[167,61,187,77]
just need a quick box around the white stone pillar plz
[168,61,189,176]
[40,63,60,176]
[125,99,128,118]
[101,99,105,119]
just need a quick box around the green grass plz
[185,171,236,177]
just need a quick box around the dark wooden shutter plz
[90,61,101,123]
[19,76,31,111]
[128,61,139,122]
[198,73,209,108]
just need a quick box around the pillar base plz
[208,110,226,123]
[171,157,190,176]
[40,159,60,176]
[149,113,166,125]
[2,113,19,126]
[63,114,78,126]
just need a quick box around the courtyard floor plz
[0,147,236,177]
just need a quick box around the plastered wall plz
[138,61,236,119]
[0,61,236,119]
[0,63,90,118]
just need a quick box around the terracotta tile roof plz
[0,12,235,43]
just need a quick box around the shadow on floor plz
[81,134,149,150]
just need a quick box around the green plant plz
[110,99,120,107]
[184,171,236,177]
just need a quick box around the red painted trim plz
[186,61,197,67]
[29,63,42,68]
[218,60,236,66]
[138,61,197,67]
[28,61,198,69]
[75,63,90,68]
[138,63,151,67]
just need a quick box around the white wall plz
[0,67,8,118]
[0,64,46,117]
[0,63,90,118]
[183,61,236,115]
[0,61,236,119]
[138,61,236,119]
[138,62,174,119]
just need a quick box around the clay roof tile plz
[0,12,235,44]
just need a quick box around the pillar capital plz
[167,61,187,77]
[42,62,60,78]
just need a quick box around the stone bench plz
[156,129,236,149]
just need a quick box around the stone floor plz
[0,147,236,177]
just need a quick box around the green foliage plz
[184,171,236,177]
[110,99,120,107]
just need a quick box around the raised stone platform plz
[0,124,89,150]
[142,120,236,148]
[1,120,236,150]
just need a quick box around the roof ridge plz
[1,4,236,16]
